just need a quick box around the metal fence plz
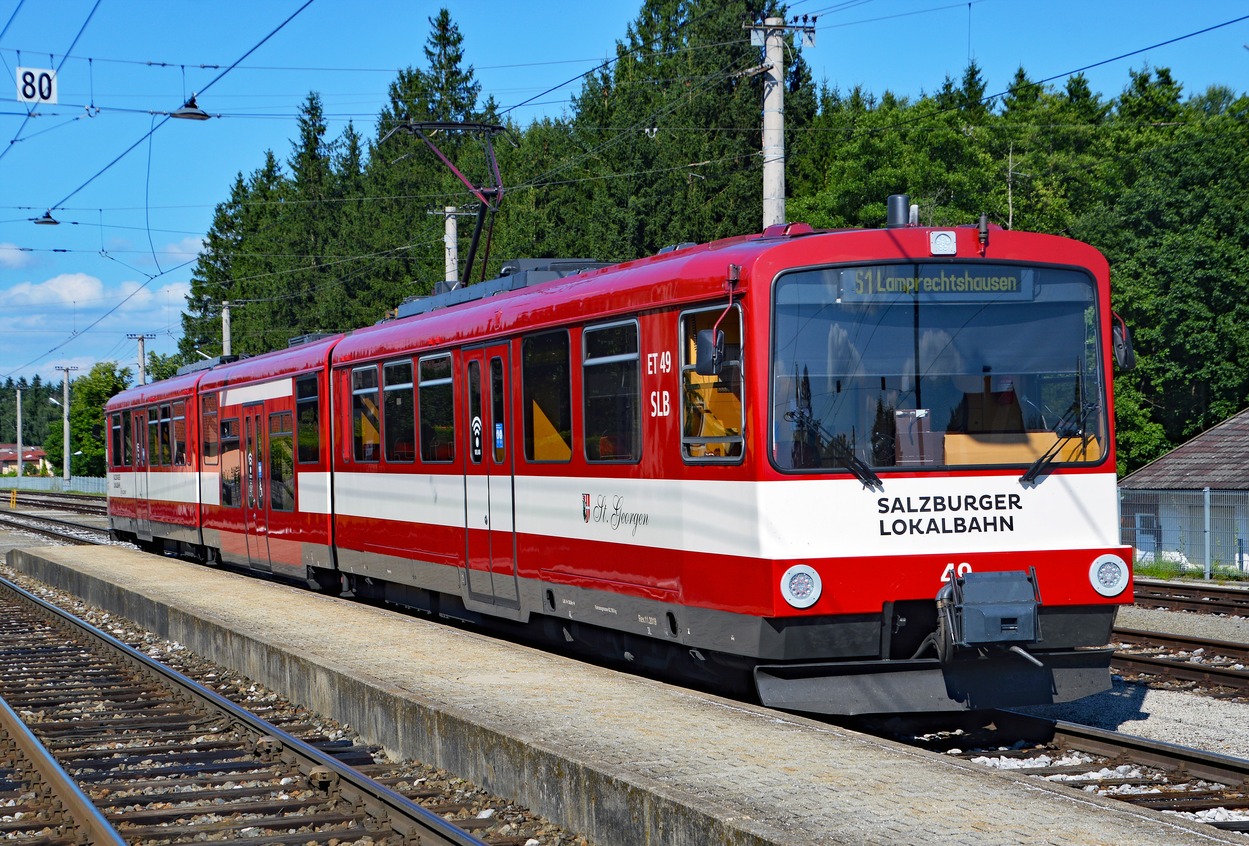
[0,476,107,495]
[1120,488,1249,576]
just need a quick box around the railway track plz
[0,574,488,845]
[0,509,109,545]
[1134,578,1249,616]
[903,711,1249,832]
[1,491,107,516]
[1112,627,1249,692]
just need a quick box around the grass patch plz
[1134,558,1249,582]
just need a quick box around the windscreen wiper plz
[783,406,883,489]
[830,440,884,489]
[1020,403,1097,484]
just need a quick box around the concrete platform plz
[5,545,1239,846]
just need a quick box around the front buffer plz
[753,569,1118,715]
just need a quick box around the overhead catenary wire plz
[42,0,317,212]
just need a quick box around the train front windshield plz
[771,263,1107,472]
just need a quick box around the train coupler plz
[935,569,1041,664]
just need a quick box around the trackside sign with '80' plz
[16,67,56,105]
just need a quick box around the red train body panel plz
[108,212,1133,714]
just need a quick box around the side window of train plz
[109,413,124,468]
[383,360,416,463]
[522,331,571,462]
[418,354,455,463]
[490,357,506,464]
[681,305,744,461]
[583,320,641,462]
[147,407,162,467]
[268,412,295,512]
[172,401,187,466]
[467,361,482,464]
[352,365,381,462]
[220,418,242,507]
[130,412,144,465]
[158,403,173,466]
[201,394,219,466]
[295,375,319,464]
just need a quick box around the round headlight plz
[781,564,822,609]
[1089,554,1129,597]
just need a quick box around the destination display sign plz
[840,264,1035,302]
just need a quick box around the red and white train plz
[107,197,1134,715]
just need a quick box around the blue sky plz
[1,0,1247,384]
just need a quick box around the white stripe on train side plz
[328,471,1119,560]
[220,378,293,407]
[115,467,1119,561]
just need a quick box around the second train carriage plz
[107,202,1134,715]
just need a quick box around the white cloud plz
[0,243,34,269]
[0,272,104,306]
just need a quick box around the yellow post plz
[9,490,15,509]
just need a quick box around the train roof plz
[105,368,206,411]
[106,334,342,409]
[329,222,1108,366]
[329,229,788,365]
[196,332,341,391]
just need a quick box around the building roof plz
[1120,408,1249,490]
[0,443,46,459]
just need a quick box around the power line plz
[43,0,317,211]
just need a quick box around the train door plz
[462,343,519,606]
[242,404,272,572]
[131,409,151,538]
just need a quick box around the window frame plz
[158,403,173,466]
[219,416,242,508]
[522,330,573,464]
[109,412,124,468]
[295,374,320,465]
[268,410,296,512]
[122,409,133,467]
[582,318,641,464]
[418,353,456,464]
[201,393,219,465]
[171,400,187,466]
[383,359,416,463]
[679,304,745,464]
[147,406,161,467]
[351,365,381,463]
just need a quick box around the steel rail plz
[994,710,1249,789]
[1109,627,1249,690]
[0,690,128,845]
[0,511,108,545]
[1134,578,1249,616]
[3,491,108,515]
[1115,627,1249,662]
